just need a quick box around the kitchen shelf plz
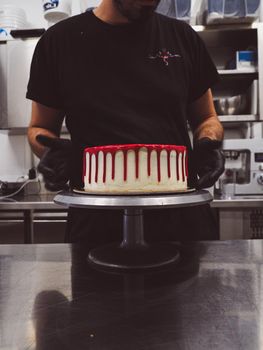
[218,114,259,122]
[193,22,261,32]
[0,125,69,135]
[218,69,258,75]
[0,37,14,42]
[0,128,27,135]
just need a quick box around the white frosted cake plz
[83,144,188,194]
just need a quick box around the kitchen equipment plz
[0,180,25,196]
[214,94,249,115]
[236,50,257,70]
[216,138,263,196]
[213,78,258,116]
[205,0,260,25]
[156,0,176,18]
[10,29,45,38]
[246,0,262,18]
[42,0,72,23]
[156,0,192,22]
[54,190,212,271]
[0,4,27,30]
[0,28,8,38]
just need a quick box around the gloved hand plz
[36,134,72,192]
[193,137,225,189]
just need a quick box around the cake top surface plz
[84,144,186,153]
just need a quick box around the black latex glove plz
[36,134,72,192]
[193,137,225,189]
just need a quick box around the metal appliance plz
[55,190,212,271]
[156,0,192,22]
[205,0,261,25]
[217,138,263,196]
[0,35,40,129]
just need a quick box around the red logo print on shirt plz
[149,49,181,66]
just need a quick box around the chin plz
[130,7,155,22]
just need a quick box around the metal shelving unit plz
[193,22,261,33]
[194,23,263,121]
[218,114,259,122]
[218,69,258,74]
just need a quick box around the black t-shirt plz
[27,11,218,188]
[27,11,219,243]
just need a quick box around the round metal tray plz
[54,189,212,210]
[54,190,213,271]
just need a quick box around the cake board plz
[54,190,213,271]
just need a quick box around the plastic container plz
[42,0,72,23]
[0,4,27,29]
[206,0,260,25]
[236,50,257,70]
[176,0,192,21]
[0,4,26,18]
[79,0,100,13]
[214,94,249,115]
[156,0,192,23]
[246,0,261,19]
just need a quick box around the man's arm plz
[28,101,72,191]
[187,89,223,141]
[187,89,225,189]
[27,101,65,158]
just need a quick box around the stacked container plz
[204,0,261,25]
[0,4,27,30]
[156,0,193,23]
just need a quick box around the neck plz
[93,0,130,25]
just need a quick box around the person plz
[26,0,225,246]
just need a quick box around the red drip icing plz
[135,149,139,179]
[156,150,161,182]
[103,152,107,183]
[123,150,128,181]
[84,144,187,184]
[84,144,186,154]
[167,150,171,178]
[95,152,99,183]
[88,153,92,184]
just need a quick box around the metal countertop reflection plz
[0,240,263,349]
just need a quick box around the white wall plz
[0,0,100,181]
[0,133,32,181]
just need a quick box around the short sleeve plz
[26,29,63,110]
[185,26,219,103]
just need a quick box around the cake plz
[83,144,188,194]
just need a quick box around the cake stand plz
[54,190,212,271]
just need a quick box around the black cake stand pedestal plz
[54,190,212,271]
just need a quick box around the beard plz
[113,0,160,22]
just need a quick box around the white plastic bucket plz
[42,0,72,22]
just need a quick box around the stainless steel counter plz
[0,194,66,243]
[0,193,262,210]
[0,193,262,243]
[0,193,65,210]
[0,240,263,349]
[212,196,263,208]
